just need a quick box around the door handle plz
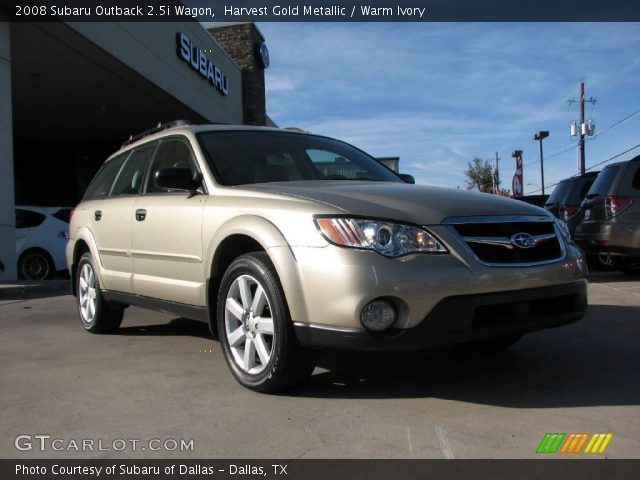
[94,210,102,221]
[135,209,147,221]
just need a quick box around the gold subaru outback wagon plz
[67,121,588,392]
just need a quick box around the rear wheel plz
[18,249,54,280]
[615,256,640,275]
[587,252,616,271]
[76,252,123,333]
[217,252,315,393]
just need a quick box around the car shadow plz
[287,304,640,408]
[114,317,214,340]
[109,305,640,408]
[588,271,638,283]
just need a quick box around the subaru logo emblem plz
[511,232,535,249]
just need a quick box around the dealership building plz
[0,13,272,280]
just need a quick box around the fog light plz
[361,300,396,331]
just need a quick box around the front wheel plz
[76,252,123,333]
[217,252,315,393]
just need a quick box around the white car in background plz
[16,206,71,280]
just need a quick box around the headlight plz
[314,217,447,257]
[555,217,571,241]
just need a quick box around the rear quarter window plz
[16,209,46,229]
[82,153,128,200]
[52,208,72,223]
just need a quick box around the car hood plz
[242,181,550,224]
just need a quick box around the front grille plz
[452,220,563,265]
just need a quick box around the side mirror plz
[399,173,415,184]
[154,168,201,192]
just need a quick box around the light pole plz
[527,183,540,192]
[533,131,549,195]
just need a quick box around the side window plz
[83,153,128,200]
[307,149,369,180]
[52,208,72,224]
[16,209,46,229]
[632,164,640,190]
[110,143,156,197]
[145,139,197,194]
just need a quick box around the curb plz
[0,279,71,300]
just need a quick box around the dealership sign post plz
[512,150,523,197]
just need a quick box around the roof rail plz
[121,120,194,147]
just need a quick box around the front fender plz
[67,226,105,297]
[204,215,309,324]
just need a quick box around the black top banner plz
[4,0,640,22]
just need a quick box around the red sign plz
[512,153,523,197]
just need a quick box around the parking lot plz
[1,271,638,459]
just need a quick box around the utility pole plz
[533,131,549,195]
[569,80,596,175]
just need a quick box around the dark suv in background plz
[545,172,598,235]
[575,155,640,274]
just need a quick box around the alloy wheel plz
[224,274,275,374]
[21,252,50,280]
[78,263,97,325]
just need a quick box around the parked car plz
[67,122,588,392]
[544,172,598,236]
[511,194,549,208]
[16,206,71,280]
[574,155,640,274]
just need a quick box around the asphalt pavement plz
[1,272,638,459]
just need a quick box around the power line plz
[585,143,640,171]
[588,106,640,140]
[525,143,640,194]
[501,104,640,173]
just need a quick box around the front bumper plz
[294,281,587,350]
[283,222,587,332]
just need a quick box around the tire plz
[217,252,315,393]
[459,334,522,353]
[18,249,54,280]
[587,253,616,271]
[615,256,640,275]
[76,252,123,333]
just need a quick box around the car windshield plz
[586,166,619,197]
[197,131,402,186]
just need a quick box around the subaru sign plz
[176,32,229,96]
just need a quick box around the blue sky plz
[257,23,640,194]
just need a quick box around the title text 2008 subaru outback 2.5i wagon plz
[67,121,588,392]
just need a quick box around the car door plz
[84,144,155,293]
[131,137,206,306]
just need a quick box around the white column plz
[0,11,16,280]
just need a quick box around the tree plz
[464,157,494,193]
